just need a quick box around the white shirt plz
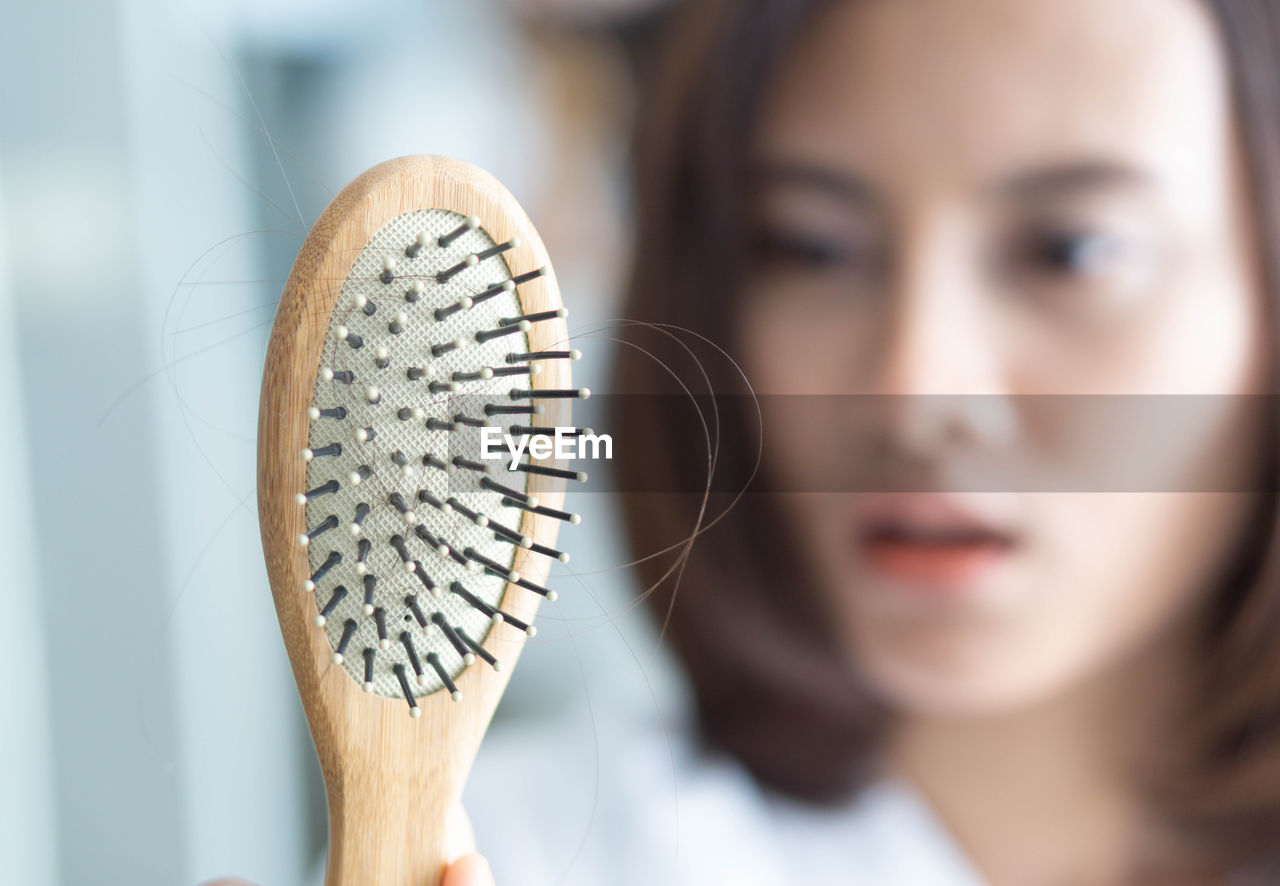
[463,707,988,885]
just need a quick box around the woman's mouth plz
[853,495,1021,595]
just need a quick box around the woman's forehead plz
[754,0,1233,198]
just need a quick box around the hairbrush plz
[257,155,586,886]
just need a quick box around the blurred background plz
[0,0,683,883]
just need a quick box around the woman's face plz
[740,0,1270,715]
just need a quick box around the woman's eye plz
[753,230,865,270]
[1022,229,1124,277]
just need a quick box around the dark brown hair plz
[611,0,1280,876]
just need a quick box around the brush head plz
[299,208,552,705]
[259,156,577,732]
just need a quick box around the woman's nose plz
[866,222,1016,461]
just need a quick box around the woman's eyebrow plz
[994,160,1156,200]
[751,160,878,209]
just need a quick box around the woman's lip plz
[851,494,1022,595]
[858,535,1016,593]
[853,493,1019,543]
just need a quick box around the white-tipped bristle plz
[355,563,367,576]
[349,471,362,485]
[349,524,361,536]
[546,590,559,602]
[466,561,482,574]
[374,346,389,361]
[519,536,532,548]
[403,511,418,524]
[516,320,531,332]
[364,682,374,693]
[558,552,571,564]
[314,615,326,627]
[570,349,582,360]
[303,580,315,592]
[465,214,480,228]
[480,367,494,379]
[356,428,369,442]
[365,386,380,403]
[526,495,540,509]
[464,254,478,267]
[404,561,416,573]
[529,363,543,376]
[450,690,463,702]
[525,625,537,638]
[410,707,422,719]
[379,639,390,651]
[332,652,344,664]
[578,388,591,400]
[383,255,397,271]
[460,296,474,309]
[320,367,334,382]
[440,502,454,514]
[492,660,504,672]
[336,325,349,340]
[294,493,307,506]
[569,514,582,525]
[574,471,588,482]
[507,570,520,582]
[396,311,409,327]
[297,534,309,547]
[302,448,315,461]
[363,603,374,616]
[354,294,367,308]
[556,307,568,318]
[415,232,428,247]
[509,236,521,248]
[492,613,504,625]
[463,653,476,665]
[306,407,320,421]
[475,515,489,527]
[417,674,428,687]
[501,280,515,292]
[436,544,450,558]
[410,280,425,296]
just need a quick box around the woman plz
[214,0,1280,882]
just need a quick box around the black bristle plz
[426,652,460,700]
[319,585,347,620]
[309,550,341,586]
[394,663,419,715]
[455,626,499,669]
[431,612,471,661]
[305,514,339,543]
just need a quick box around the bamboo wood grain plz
[258,155,570,886]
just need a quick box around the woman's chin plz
[851,621,1086,719]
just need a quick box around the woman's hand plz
[441,852,496,885]
[199,853,494,886]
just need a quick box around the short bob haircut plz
[611,0,1280,877]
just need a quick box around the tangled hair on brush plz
[610,0,1280,878]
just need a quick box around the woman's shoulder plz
[463,706,987,886]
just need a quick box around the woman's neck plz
[885,631,1198,886]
